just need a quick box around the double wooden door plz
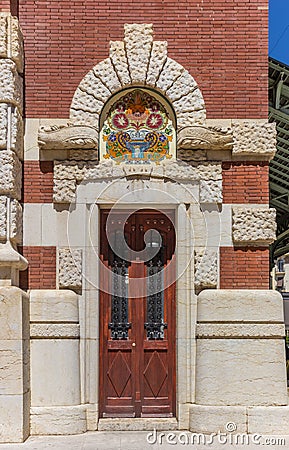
[99,209,176,417]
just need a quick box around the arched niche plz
[99,87,177,163]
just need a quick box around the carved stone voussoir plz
[38,123,99,150]
[195,248,218,289]
[232,121,276,159]
[177,125,233,151]
[58,248,82,290]
[232,207,276,245]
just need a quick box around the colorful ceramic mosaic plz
[101,89,174,163]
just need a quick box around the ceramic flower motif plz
[102,89,173,163]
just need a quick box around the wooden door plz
[99,209,176,418]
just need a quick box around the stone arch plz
[69,24,206,130]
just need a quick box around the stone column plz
[0,13,30,443]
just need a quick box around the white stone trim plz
[30,323,80,338]
[30,405,86,435]
[196,323,285,338]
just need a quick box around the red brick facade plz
[16,0,268,118]
[22,161,54,203]
[19,246,57,290]
[222,161,269,204]
[220,247,270,289]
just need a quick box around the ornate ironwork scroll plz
[145,260,167,340]
[109,260,131,339]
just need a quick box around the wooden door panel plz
[100,209,176,418]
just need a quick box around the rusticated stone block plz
[194,248,218,289]
[92,58,121,93]
[0,196,22,243]
[58,248,82,290]
[77,70,111,102]
[0,104,23,158]
[199,179,222,204]
[0,150,21,199]
[232,121,276,159]
[0,13,24,73]
[146,41,167,86]
[124,23,153,83]
[167,70,197,102]
[172,89,205,114]
[232,207,276,245]
[0,60,23,111]
[156,57,184,93]
[109,41,131,86]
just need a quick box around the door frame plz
[78,183,197,429]
[98,209,177,418]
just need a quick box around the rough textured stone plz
[195,339,288,406]
[58,248,82,289]
[0,60,22,110]
[172,89,205,114]
[196,323,285,338]
[53,178,77,204]
[71,88,104,115]
[0,104,23,158]
[0,196,7,241]
[197,290,284,323]
[124,23,153,83]
[69,108,99,127]
[30,324,80,338]
[177,110,206,127]
[77,70,111,102]
[0,150,21,199]
[92,58,121,93]
[0,14,24,73]
[156,57,184,92]
[109,41,131,86]
[232,207,276,245]
[194,248,218,289]
[199,179,222,203]
[38,123,98,150]
[146,41,167,86]
[30,290,79,323]
[232,121,276,159]
[167,70,198,102]
[10,198,22,243]
[30,406,86,435]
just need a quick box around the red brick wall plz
[18,0,268,118]
[222,162,269,204]
[220,247,269,289]
[19,246,56,290]
[22,161,53,203]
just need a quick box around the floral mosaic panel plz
[100,89,176,163]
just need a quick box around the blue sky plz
[269,0,289,65]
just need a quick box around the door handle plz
[132,342,136,347]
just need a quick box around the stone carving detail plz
[0,13,23,269]
[30,323,80,339]
[232,121,276,159]
[0,13,24,73]
[177,125,233,150]
[58,248,82,289]
[53,159,223,204]
[0,197,22,244]
[196,324,285,339]
[232,207,276,245]
[38,124,98,150]
[195,248,218,289]
[70,24,205,128]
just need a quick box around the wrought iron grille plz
[145,260,167,340]
[109,260,131,340]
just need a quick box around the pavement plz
[0,431,289,450]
